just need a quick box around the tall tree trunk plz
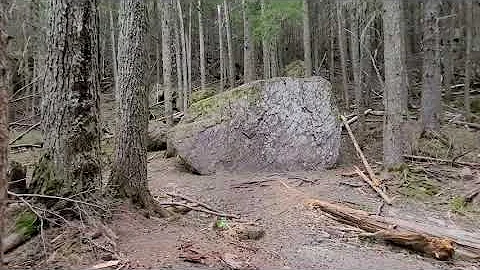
[187,3,192,103]
[350,4,365,145]
[303,0,312,77]
[177,0,188,111]
[443,2,455,102]
[154,1,162,102]
[110,0,166,215]
[224,0,234,87]
[31,0,102,209]
[383,0,405,169]
[336,1,349,108]
[243,0,254,82]
[198,0,206,91]
[329,3,335,84]
[218,4,225,92]
[360,2,373,108]
[0,1,10,263]
[421,0,441,133]
[162,0,175,158]
[173,12,183,110]
[109,2,119,99]
[261,0,271,79]
[464,0,472,120]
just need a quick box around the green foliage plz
[449,196,470,215]
[252,0,303,42]
[15,210,39,238]
[215,217,229,230]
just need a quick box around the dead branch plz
[154,111,184,122]
[451,120,480,130]
[8,191,106,211]
[157,201,239,219]
[403,154,480,168]
[9,122,40,145]
[354,166,392,204]
[165,192,226,214]
[10,143,43,150]
[305,199,480,260]
[341,115,381,186]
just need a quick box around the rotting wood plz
[341,115,381,186]
[9,122,40,145]
[403,154,480,168]
[305,199,480,260]
[354,166,393,204]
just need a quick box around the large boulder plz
[169,77,340,174]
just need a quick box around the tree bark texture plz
[303,0,312,77]
[110,0,153,207]
[177,0,188,111]
[464,0,472,119]
[350,4,365,145]
[218,4,225,92]
[198,0,206,91]
[261,0,271,79]
[31,0,102,203]
[421,0,441,133]
[336,1,349,108]
[162,0,175,157]
[224,0,234,88]
[243,0,254,83]
[383,0,405,168]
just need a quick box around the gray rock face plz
[169,77,341,174]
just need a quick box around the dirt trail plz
[112,157,479,270]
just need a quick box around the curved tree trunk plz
[31,0,102,209]
[110,0,166,215]
[421,0,441,133]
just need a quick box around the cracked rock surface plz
[169,77,340,174]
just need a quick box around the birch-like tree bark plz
[421,0,441,132]
[224,0,234,87]
[198,0,206,90]
[383,0,405,168]
[31,0,102,209]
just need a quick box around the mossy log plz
[2,210,39,254]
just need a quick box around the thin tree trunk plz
[383,0,405,168]
[464,0,472,120]
[218,4,225,92]
[198,0,206,91]
[162,0,175,158]
[0,1,10,263]
[350,4,365,145]
[187,3,192,103]
[177,0,188,111]
[329,2,335,84]
[421,0,441,133]
[109,4,119,99]
[261,0,271,79]
[336,1,349,108]
[224,0,234,87]
[173,13,183,110]
[303,0,312,77]
[243,0,254,82]
[271,38,278,77]
[31,0,102,208]
[443,3,455,102]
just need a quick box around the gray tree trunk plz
[177,0,188,111]
[464,0,472,120]
[336,1,349,108]
[443,2,455,102]
[109,3,119,99]
[162,0,175,158]
[421,0,441,133]
[218,4,225,92]
[173,12,183,110]
[0,1,10,263]
[224,0,235,87]
[31,0,102,208]
[187,3,192,102]
[261,0,271,79]
[303,0,312,77]
[350,4,365,145]
[198,0,206,91]
[110,0,166,215]
[243,0,255,82]
[383,0,405,168]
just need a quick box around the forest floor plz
[5,94,480,270]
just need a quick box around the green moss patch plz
[15,210,39,237]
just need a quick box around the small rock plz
[460,167,474,181]
[227,223,265,240]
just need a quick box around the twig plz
[9,122,40,145]
[354,166,392,205]
[165,192,224,214]
[156,201,239,219]
[403,154,479,168]
[8,191,106,211]
[341,115,381,186]
[10,143,43,149]
[231,179,277,188]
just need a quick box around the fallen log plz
[305,199,480,260]
[340,115,381,186]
